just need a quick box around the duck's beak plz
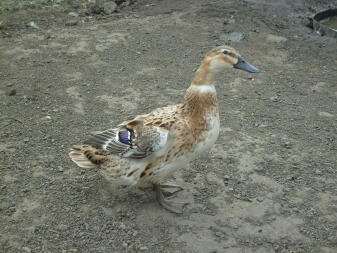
[234,57,260,73]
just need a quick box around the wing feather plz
[84,123,168,159]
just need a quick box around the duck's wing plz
[84,119,169,159]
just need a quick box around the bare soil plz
[1,0,336,252]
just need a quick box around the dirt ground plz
[1,0,336,252]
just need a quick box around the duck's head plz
[205,45,260,73]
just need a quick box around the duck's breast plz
[194,111,220,154]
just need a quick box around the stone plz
[41,115,52,120]
[218,31,244,44]
[215,231,225,238]
[7,89,16,96]
[103,1,117,15]
[68,12,79,17]
[22,247,31,253]
[266,34,287,43]
[65,19,79,26]
[28,21,39,29]
[257,197,264,202]
[223,16,235,25]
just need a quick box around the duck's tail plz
[69,145,109,169]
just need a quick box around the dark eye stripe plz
[223,50,236,58]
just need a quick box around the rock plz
[223,16,235,25]
[283,141,291,149]
[257,197,264,202]
[23,138,29,143]
[218,31,244,44]
[215,231,225,238]
[68,12,79,17]
[7,89,16,96]
[22,247,31,253]
[120,0,131,7]
[41,115,52,121]
[88,0,103,14]
[28,21,39,29]
[140,246,148,251]
[103,1,117,15]
[65,19,79,26]
[266,34,287,43]
[318,111,333,118]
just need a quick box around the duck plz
[69,45,260,213]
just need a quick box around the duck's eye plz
[223,50,229,55]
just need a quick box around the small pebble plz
[215,231,225,238]
[257,197,264,202]
[68,12,79,17]
[315,169,321,175]
[41,115,52,120]
[7,89,16,96]
[284,141,291,149]
[65,19,79,26]
[28,21,39,29]
[103,1,117,15]
[22,247,31,253]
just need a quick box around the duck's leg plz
[159,179,184,195]
[154,184,186,214]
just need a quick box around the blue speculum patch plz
[118,130,131,145]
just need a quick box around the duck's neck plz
[183,61,218,116]
[191,60,217,86]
